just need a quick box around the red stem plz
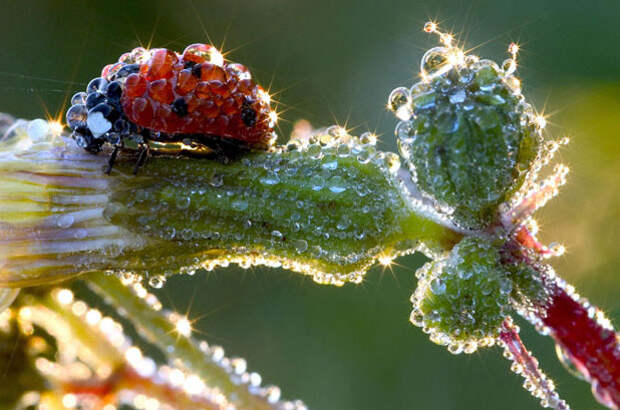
[499,318,569,410]
[510,225,620,408]
[541,284,620,409]
[62,364,221,410]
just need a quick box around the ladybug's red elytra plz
[65,44,277,173]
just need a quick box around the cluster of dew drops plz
[387,21,571,227]
[4,277,308,410]
[111,122,413,289]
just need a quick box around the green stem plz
[87,272,275,410]
[2,130,461,287]
[22,291,125,371]
[103,142,462,285]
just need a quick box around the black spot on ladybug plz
[191,63,202,78]
[241,99,257,127]
[184,60,197,69]
[172,98,189,118]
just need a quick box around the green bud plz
[392,47,542,229]
[410,236,512,354]
[503,253,549,315]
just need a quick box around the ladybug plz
[66,44,277,173]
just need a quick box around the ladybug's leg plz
[104,145,120,175]
[132,143,150,175]
[193,135,249,164]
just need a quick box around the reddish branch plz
[512,225,620,409]
[542,285,620,409]
[499,318,569,410]
[62,364,222,410]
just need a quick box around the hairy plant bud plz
[410,236,512,354]
[391,39,542,229]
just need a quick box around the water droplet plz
[211,346,225,362]
[209,173,224,187]
[502,58,516,75]
[56,214,74,229]
[359,132,377,146]
[175,196,191,210]
[499,278,513,295]
[321,160,338,171]
[162,226,176,240]
[336,216,351,230]
[70,92,88,105]
[180,228,194,240]
[265,386,281,404]
[430,278,446,295]
[307,143,323,159]
[474,107,500,130]
[148,275,166,289]
[231,200,248,211]
[26,119,50,141]
[385,152,401,173]
[327,175,346,193]
[310,175,325,191]
[554,343,585,381]
[421,47,449,77]
[336,143,351,157]
[249,372,262,387]
[504,76,521,93]
[448,343,463,355]
[449,89,466,104]
[388,87,412,120]
[436,111,459,134]
[411,90,436,110]
[260,173,280,186]
[231,358,247,375]
[356,150,371,164]
[410,311,425,327]
[293,239,308,253]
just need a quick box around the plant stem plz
[539,282,620,409]
[510,226,620,408]
[499,318,569,410]
[87,273,277,410]
[1,126,462,288]
[62,364,222,410]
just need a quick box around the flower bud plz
[410,236,512,353]
[392,44,542,229]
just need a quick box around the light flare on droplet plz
[175,316,192,337]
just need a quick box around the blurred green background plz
[1,1,619,409]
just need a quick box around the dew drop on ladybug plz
[66,43,277,162]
